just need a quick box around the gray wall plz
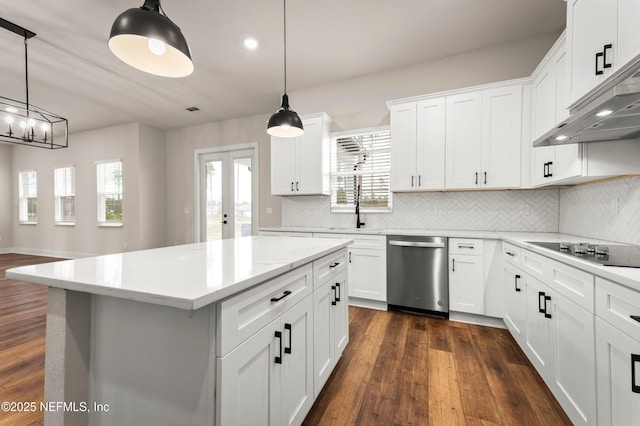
[10,123,166,256]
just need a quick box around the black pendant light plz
[109,0,193,78]
[267,0,304,138]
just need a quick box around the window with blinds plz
[331,127,392,212]
[18,170,37,223]
[54,166,76,224]
[97,161,123,225]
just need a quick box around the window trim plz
[330,126,392,214]
[17,169,38,224]
[96,159,124,227]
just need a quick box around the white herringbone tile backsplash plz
[282,190,560,232]
[560,176,640,245]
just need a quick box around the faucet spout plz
[355,183,365,228]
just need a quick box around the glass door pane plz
[233,157,253,238]
[204,159,223,241]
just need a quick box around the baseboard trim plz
[449,311,507,329]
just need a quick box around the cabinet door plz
[553,144,582,182]
[548,290,597,426]
[596,317,640,426]
[296,116,326,195]
[333,273,349,358]
[503,265,526,345]
[218,320,281,426]
[615,0,640,71]
[566,0,608,105]
[532,61,556,141]
[445,92,482,189]
[313,281,335,398]
[449,254,484,314]
[281,296,314,426]
[348,248,386,302]
[415,98,446,189]
[481,86,521,188]
[271,136,297,195]
[389,103,418,191]
[524,274,553,383]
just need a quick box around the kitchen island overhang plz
[7,236,352,426]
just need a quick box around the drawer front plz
[314,248,348,289]
[596,277,640,339]
[521,249,547,282]
[547,259,594,312]
[217,264,313,357]
[502,242,521,265]
[449,238,484,256]
[348,234,386,250]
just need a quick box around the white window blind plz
[331,128,392,212]
[97,161,123,225]
[54,166,76,224]
[18,170,37,223]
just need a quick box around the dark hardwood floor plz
[0,253,571,425]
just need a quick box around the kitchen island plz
[7,236,351,426]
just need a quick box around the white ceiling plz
[0,0,566,134]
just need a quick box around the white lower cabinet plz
[217,250,348,426]
[313,270,349,398]
[218,295,313,426]
[348,247,386,302]
[504,246,597,426]
[449,254,484,314]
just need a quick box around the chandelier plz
[1,18,68,149]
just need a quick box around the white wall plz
[11,123,167,256]
[0,144,12,249]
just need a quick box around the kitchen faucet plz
[356,183,365,228]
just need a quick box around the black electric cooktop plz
[526,241,640,268]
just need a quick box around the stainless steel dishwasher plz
[387,235,448,318]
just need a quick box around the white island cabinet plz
[6,236,351,426]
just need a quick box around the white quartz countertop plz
[6,236,352,310]
[260,226,640,291]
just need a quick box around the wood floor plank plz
[428,348,465,426]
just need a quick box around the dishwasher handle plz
[389,240,445,248]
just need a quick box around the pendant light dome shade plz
[267,94,304,138]
[109,0,193,78]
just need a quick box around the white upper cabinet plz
[389,98,446,191]
[270,113,331,196]
[445,92,483,189]
[566,0,640,107]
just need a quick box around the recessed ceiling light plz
[243,37,259,51]
[595,109,613,117]
[555,135,568,141]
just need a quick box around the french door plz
[198,147,256,241]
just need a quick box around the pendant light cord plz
[24,36,29,109]
[283,0,287,94]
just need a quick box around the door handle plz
[595,51,604,75]
[389,241,445,248]
[547,162,553,178]
[331,285,337,306]
[484,171,487,185]
[335,282,341,302]
[544,295,552,319]
[296,181,299,191]
[411,175,414,187]
[284,323,292,354]
[275,331,283,364]
[632,354,640,394]
[418,175,421,187]
[475,172,478,185]
[603,44,612,69]
[515,274,521,292]
[538,291,546,314]
[457,244,475,249]
[505,251,515,257]
[291,182,294,191]
[329,262,340,268]
[452,258,455,272]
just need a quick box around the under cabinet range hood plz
[533,54,640,147]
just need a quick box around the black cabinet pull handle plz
[544,295,552,319]
[411,175,414,187]
[632,354,640,394]
[538,291,546,314]
[515,274,521,292]
[291,182,294,191]
[547,162,553,177]
[603,44,612,69]
[418,175,421,186]
[506,251,515,257]
[596,51,604,75]
[543,162,547,178]
[452,258,455,272]
[349,252,352,263]
[270,290,292,303]
[275,330,283,364]
[484,171,487,184]
[335,283,341,302]
[630,315,640,323]
[475,172,478,185]
[329,262,339,268]
[331,285,337,306]
[284,323,292,354]
[296,181,299,191]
